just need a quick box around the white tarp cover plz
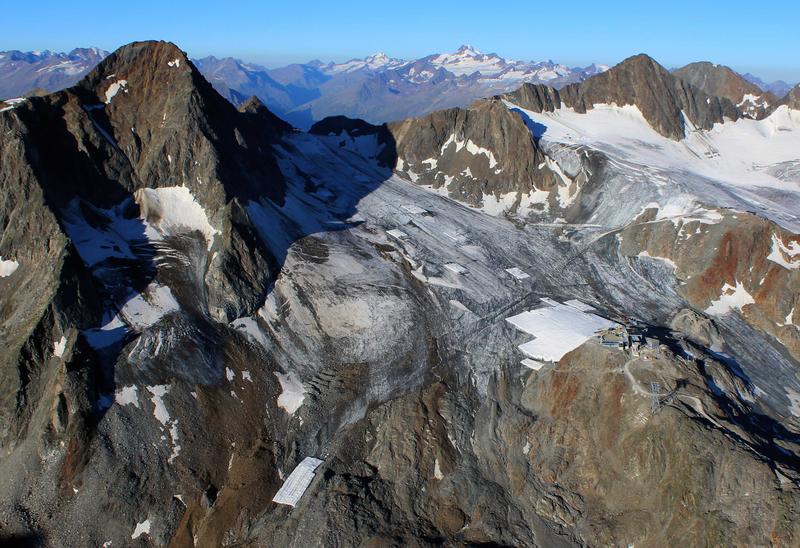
[401,204,428,215]
[272,457,324,507]
[505,267,530,280]
[507,301,618,362]
[563,299,595,312]
[386,229,408,240]
[521,358,546,370]
[444,262,468,274]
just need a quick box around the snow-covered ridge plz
[506,101,800,187]
[506,100,800,231]
[318,45,606,86]
[322,52,408,74]
[0,97,26,113]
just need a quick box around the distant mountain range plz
[0,45,796,129]
[740,73,795,98]
[194,45,611,128]
[0,48,108,98]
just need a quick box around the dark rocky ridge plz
[309,115,397,168]
[505,54,741,140]
[674,61,777,119]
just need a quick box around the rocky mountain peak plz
[504,53,740,140]
[8,39,288,212]
[365,52,390,63]
[79,40,191,91]
[674,61,776,119]
[66,47,108,61]
[591,52,673,86]
[454,44,482,56]
[238,94,268,112]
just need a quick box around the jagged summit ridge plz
[674,61,776,119]
[504,53,740,139]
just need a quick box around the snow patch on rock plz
[115,385,139,408]
[637,250,677,270]
[131,519,150,539]
[136,186,218,250]
[0,257,19,277]
[767,233,800,270]
[433,458,444,480]
[440,134,498,168]
[104,79,127,104]
[147,385,171,424]
[232,316,270,348]
[705,281,755,316]
[274,371,305,415]
[119,283,180,330]
[53,336,67,358]
[146,385,181,463]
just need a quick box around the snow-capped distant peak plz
[366,52,389,62]
[364,52,394,68]
[430,46,508,77]
[455,44,482,56]
[323,52,407,74]
[584,63,610,75]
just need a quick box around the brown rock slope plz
[261,340,800,546]
[617,209,800,363]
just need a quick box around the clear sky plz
[2,0,799,82]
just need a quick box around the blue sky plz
[2,0,799,82]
